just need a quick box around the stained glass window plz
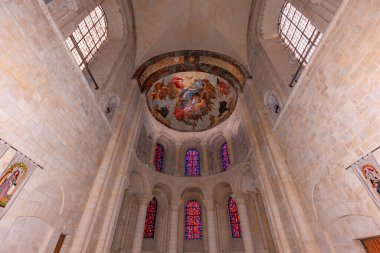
[221,143,230,171]
[185,149,200,176]
[66,6,108,70]
[279,1,323,65]
[143,197,158,239]
[154,144,164,172]
[228,197,242,238]
[184,200,202,240]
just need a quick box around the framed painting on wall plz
[0,139,39,218]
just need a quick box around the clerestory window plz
[279,1,323,65]
[66,6,108,70]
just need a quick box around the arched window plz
[279,1,323,65]
[154,143,164,172]
[184,200,202,240]
[185,149,200,176]
[66,5,108,70]
[143,197,158,239]
[221,143,230,171]
[228,197,242,238]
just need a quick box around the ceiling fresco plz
[147,72,237,132]
[133,50,251,132]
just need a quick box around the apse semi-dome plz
[133,50,251,132]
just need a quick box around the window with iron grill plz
[66,6,108,70]
[279,1,323,65]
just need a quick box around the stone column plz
[168,201,181,253]
[202,143,209,175]
[233,194,255,253]
[203,200,218,253]
[149,133,159,165]
[173,142,181,176]
[224,132,235,165]
[131,194,153,253]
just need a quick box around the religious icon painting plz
[0,162,27,208]
[351,152,380,210]
[0,139,39,218]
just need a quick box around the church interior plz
[0,0,380,252]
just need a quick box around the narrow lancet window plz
[185,149,200,176]
[184,200,202,240]
[66,6,108,70]
[279,1,323,64]
[143,197,158,239]
[154,144,164,172]
[228,197,242,238]
[221,143,230,171]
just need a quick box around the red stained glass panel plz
[228,197,242,238]
[185,200,202,240]
[143,198,158,238]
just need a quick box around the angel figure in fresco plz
[151,77,185,100]
[216,78,230,96]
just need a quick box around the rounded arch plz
[180,186,205,202]
[151,182,173,204]
[234,166,257,195]
[212,182,234,202]
[180,140,203,176]
[156,134,175,175]
[209,132,229,174]
[130,171,150,195]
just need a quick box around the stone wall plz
[274,0,380,252]
[246,0,380,252]
[0,1,111,252]
[0,1,138,252]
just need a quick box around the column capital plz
[170,201,181,211]
[231,193,248,204]
[202,199,215,211]
[149,131,160,140]
[140,193,154,206]
[123,176,131,190]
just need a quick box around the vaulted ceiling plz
[132,0,252,66]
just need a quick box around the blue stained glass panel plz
[185,149,200,176]
[154,144,164,172]
[221,143,230,171]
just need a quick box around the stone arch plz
[179,186,207,253]
[208,132,229,174]
[212,182,243,252]
[130,171,150,196]
[312,173,380,253]
[156,134,175,175]
[141,183,173,252]
[233,165,257,195]
[180,139,204,176]
[0,216,54,253]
